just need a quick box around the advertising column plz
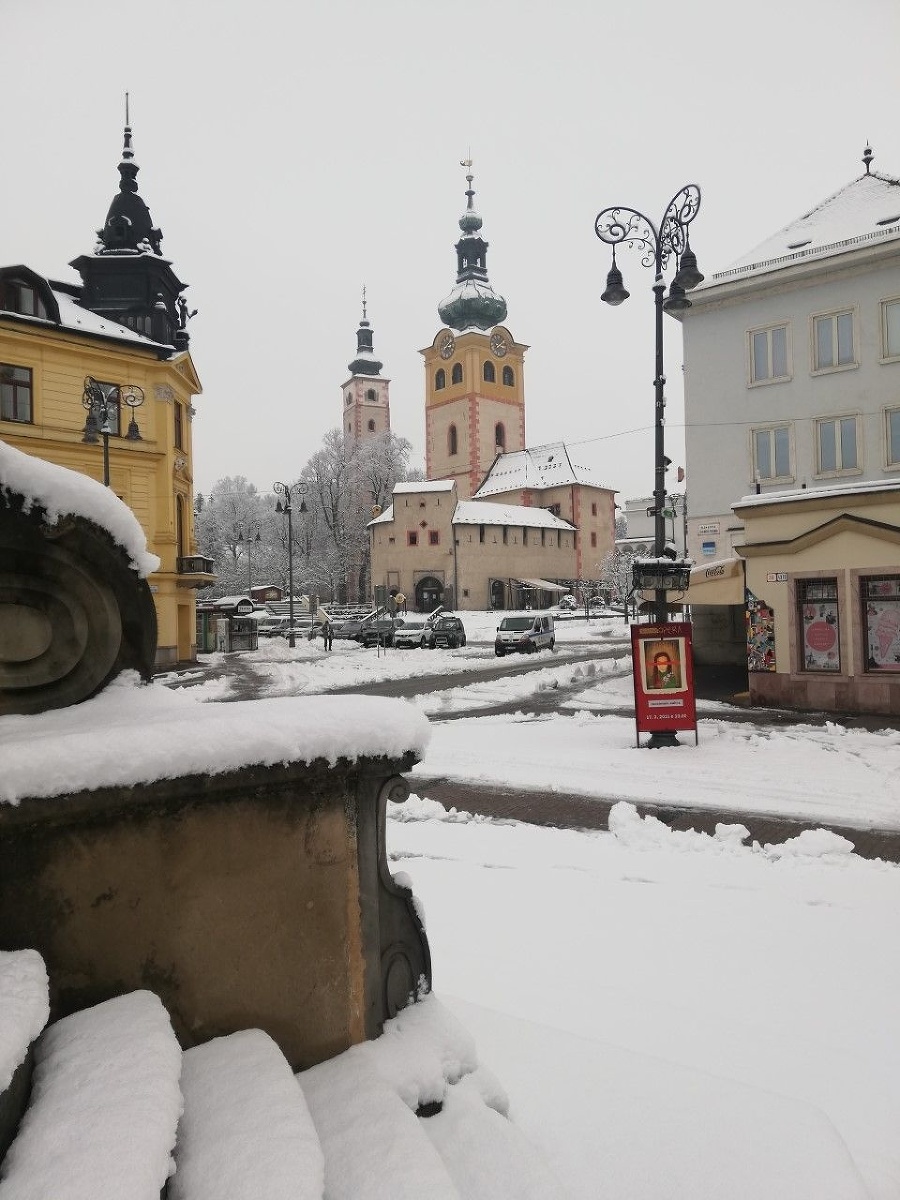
[630,621,698,745]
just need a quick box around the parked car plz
[495,613,555,656]
[359,617,404,648]
[333,616,367,641]
[430,615,467,649]
[392,619,434,649]
[257,616,291,638]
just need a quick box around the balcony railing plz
[177,556,216,588]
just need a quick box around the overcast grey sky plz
[4,0,899,502]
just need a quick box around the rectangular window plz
[0,363,33,423]
[749,324,789,383]
[863,576,900,671]
[502,527,508,545]
[882,299,900,360]
[798,579,841,671]
[887,408,900,467]
[813,311,855,371]
[590,531,597,548]
[479,525,485,544]
[407,531,418,547]
[428,530,439,546]
[174,402,184,449]
[591,502,597,516]
[522,527,528,546]
[753,425,792,480]
[816,416,859,473]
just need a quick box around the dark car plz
[430,615,467,649]
[359,617,404,648]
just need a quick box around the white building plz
[679,149,900,563]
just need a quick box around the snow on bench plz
[0,951,49,1093]
[168,1029,323,1200]
[0,991,182,1200]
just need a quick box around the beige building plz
[370,478,616,612]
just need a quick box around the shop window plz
[0,363,33,423]
[798,579,841,672]
[863,576,900,671]
[451,363,463,384]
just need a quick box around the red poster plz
[631,622,697,738]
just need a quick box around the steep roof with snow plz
[453,499,575,530]
[474,443,611,498]
[394,481,456,494]
[704,164,900,288]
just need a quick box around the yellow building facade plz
[0,121,211,666]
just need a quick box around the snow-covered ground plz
[4,623,900,1197]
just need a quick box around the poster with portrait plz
[631,621,697,740]
[864,578,900,671]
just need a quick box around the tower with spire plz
[422,163,527,498]
[70,99,193,350]
[342,288,391,446]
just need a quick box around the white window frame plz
[810,307,857,375]
[881,297,900,363]
[815,412,862,477]
[751,423,793,483]
[748,322,791,386]
[885,406,900,470]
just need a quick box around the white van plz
[495,613,555,656]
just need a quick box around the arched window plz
[494,422,506,450]
[502,365,514,386]
[448,424,458,456]
[366,388,376,402]
[451,362,463,384]
[367,419,376,431]
[483,360,495,383]
[435,368,446,390]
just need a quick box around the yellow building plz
[0,120,211,665]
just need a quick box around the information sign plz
[630,622,698,745]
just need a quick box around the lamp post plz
[237,527,261,597]
[82,376,144,487]
[273,481,308,648]
[595,184,702,625]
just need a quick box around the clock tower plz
[422,168,527,498]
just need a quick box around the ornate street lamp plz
[82,377,145,487]
[594,185,703,624]
[273,481,308,648]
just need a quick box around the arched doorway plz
[415,576,444,612]
[490,579,505,609]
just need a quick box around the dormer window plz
[0,279,48,320]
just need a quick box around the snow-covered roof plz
[0,439,160,577]
[51,289,168,349]
[393,480,456,494]
[704,170,900,287]
[474,443,611,497]
[734,478,900,510]
[369,503,394,527]
[453,499,575,530]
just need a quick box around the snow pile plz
[170,1030,323,1200]
[0,438,159,577]
[0,673,431,805]
[0,951,49,1092]
[0,991,182,1200]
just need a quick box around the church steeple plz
[438,161,508,332]
[70,97,192,350]
[347,287,383,376]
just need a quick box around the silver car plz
[392,619,434,649]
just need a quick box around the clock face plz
[439,333,456,359]
[490,332,508,357]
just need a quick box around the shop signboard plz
[630,622,698,744]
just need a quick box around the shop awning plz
[685,557,745,605]
[517,578,570,593]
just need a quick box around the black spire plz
[71,96,191,350]
[96,96,163,255]
[347,287,383,376]
[437,159,507,332]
